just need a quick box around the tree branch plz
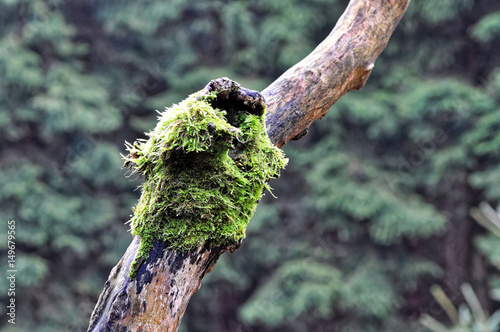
[88,0,411,331]
[264,0,411,147]
[88,237,227,332]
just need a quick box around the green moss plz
[124,88,287,277]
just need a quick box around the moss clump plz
[124,83,287,276]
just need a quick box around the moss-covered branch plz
[123,79,286,277]
[88,1,411,331]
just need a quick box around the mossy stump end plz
[123,77,287,277]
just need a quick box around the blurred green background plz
[1,0,500,331]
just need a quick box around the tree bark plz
[87,237,228,332]
[264,0,411,147]
[88,0,411,331]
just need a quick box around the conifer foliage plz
[1,0,500,331]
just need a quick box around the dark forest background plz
[1,0,500,331]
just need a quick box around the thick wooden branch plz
[88,237,227,332]
[264,0,411,147]
[88,0,411,331]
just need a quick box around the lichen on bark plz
[123,78,288,277]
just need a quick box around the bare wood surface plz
[88,0,411,331]
[264,0,411,147]
[88,237,226,332]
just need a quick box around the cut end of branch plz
[203,77,267,117]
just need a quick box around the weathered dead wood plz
[88,0,411,331]
[88,237,227,332]
[264,0,411,147]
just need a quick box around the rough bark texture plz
[88,237,228,332]
[88,0,411,331]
